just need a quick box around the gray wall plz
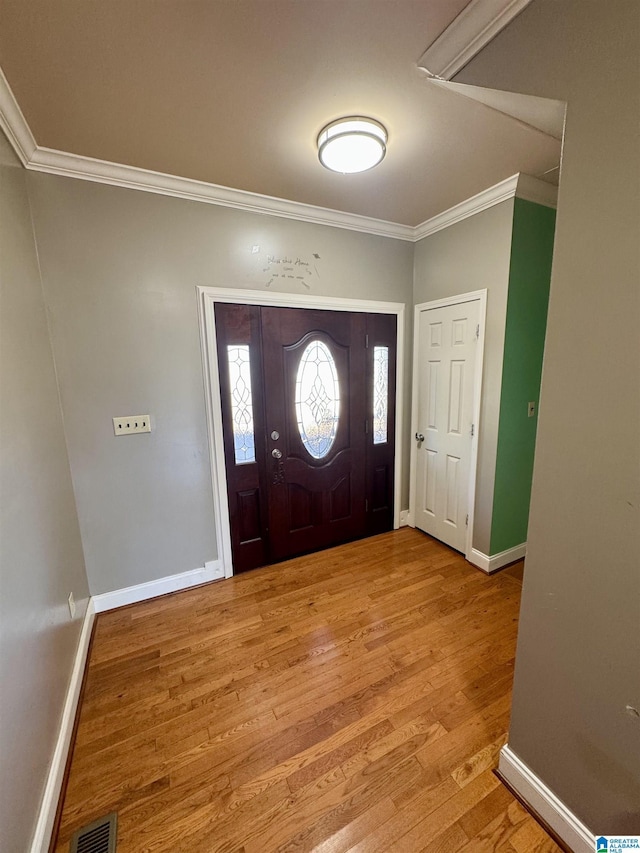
[27,173,414,595]
[413,200,514,555]
[459,0,640,832]
[0,133,90,852]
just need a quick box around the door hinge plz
[365,498,369,512]
[365,333,369,348]
[470,423,475,437]
[476,323,480,339]
[365,418,369,434]
[465,514,469,527]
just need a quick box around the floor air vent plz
[69,812,117,853]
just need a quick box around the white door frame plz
[198,286,406,578]
[408,289,487,560]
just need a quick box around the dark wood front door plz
[215,302,396,573]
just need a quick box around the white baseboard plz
[399,510,410,527]
[499,745,595,853]
[31,560,224,850]
[30,599,96,853]
[468,542,527,573]
[92,560,224,612]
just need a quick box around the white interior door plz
[412,298,481,553]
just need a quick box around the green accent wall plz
[489,198,556,555]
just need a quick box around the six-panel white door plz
[413,299,480,552]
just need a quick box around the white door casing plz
[409,291,486,557]
[198,286,405,578]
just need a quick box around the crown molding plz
[0,67,37,165]
[27,146,415,241]
[417,0,534,80]
[414,174,518,240]
[0,64,413,241]
[0,63,555,244]
[413,172,557,241]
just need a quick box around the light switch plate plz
[113,415,151,435]
[528,402,536,418]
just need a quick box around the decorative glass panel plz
[373,345,389,444]
[295,340,340,459]
[227,345,256,464]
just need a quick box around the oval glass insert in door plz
[294,340,340,459]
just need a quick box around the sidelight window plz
[227,345,256,464]
[295,340,340,459]
[373,345,389,444]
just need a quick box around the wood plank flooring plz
[53,529,559,853]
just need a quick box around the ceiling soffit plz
[429,81,565,141]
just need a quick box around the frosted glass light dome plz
[317,117,387,174]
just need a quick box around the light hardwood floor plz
[53,528,560,853]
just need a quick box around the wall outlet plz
[113,415,151,435]
[68,591,76,619]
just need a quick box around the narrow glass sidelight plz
[227,345,256,464]
[373,345,389,444]
[295,340,340,459]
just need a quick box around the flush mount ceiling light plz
[317,117,387,174]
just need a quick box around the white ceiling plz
[0,0,562,227]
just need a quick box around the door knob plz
[415,432,424,443]
[271,448,283,459]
